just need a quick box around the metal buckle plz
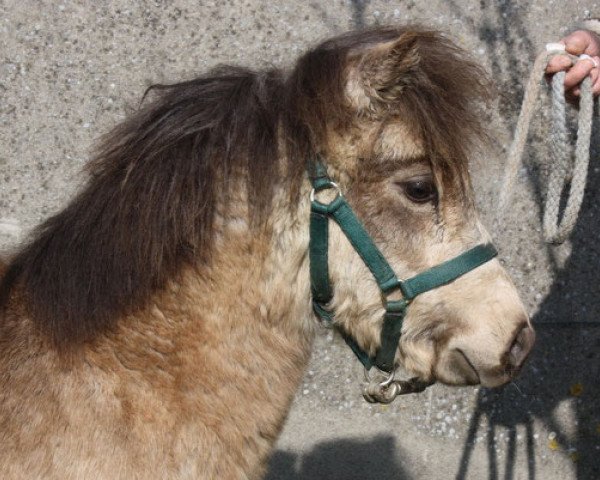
[382,289,411,306]
[362,367,398,404]
[362,367,433,404]
[380,277,411,305]
[309,182,343,203]
[363,366,395,386]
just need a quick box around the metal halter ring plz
[363,366,396,387]
[362,367,398,404]
[381,281,410,304]
[309,181,343,203]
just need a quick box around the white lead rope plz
[499,44,596,244]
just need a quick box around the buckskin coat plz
[0,27,534,479]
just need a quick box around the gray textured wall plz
[1,1,599,479]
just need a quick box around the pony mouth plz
[449,348,481,385]
[450,350,518,388]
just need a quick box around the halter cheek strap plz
[308,164,498,373]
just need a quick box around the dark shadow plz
[455,3,600,479]
[456,324,600,479]
[478,0,536,120]
[350,0,371,29]
[265,435,411,480]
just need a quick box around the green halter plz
[309,162,498,373]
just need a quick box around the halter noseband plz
[308,162,497,403]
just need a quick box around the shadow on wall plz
[350,0,371,29]
[455,327,600,480]
[265,435,411,480]
[456,2,600,479]
[455,107,600,480]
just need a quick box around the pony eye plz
[402,179,437,204]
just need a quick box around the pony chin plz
[399,339,437,383]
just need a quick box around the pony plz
[0,27,534,479]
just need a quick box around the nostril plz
[508,325,536,369]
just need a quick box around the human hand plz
[545,30,600,97]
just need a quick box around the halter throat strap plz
[308,165,498,373]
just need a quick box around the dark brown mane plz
[0,26,489,346]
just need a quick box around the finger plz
[563,59,595,90]
[590,63,600,84]
[563,31,594,56]
[546,55,573,74]
[567,61,599,97]
[593,55,600,74]
[593,71,600,96]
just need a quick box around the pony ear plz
[348,33,422,109]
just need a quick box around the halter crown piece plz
[308,161,498,403]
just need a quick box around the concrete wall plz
[1,1,599,478]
